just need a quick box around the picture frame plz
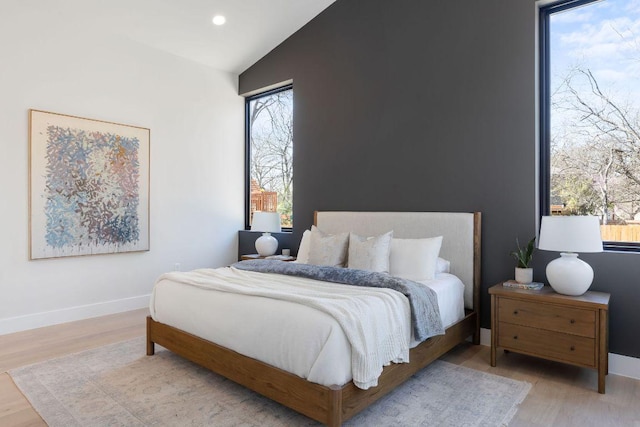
[29,109,150,259]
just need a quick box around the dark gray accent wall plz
[239,0,640,358]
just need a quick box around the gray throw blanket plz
[232,260,444,341]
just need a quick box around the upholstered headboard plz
[315,211,481,310]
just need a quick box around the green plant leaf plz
[511,236,536,268]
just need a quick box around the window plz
[245,85,293,229]
[540,0,640,250]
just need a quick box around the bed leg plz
[327,385,343,427]
[146,316,155,356]
[147,339,155,356]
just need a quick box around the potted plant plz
[511,237,536,283]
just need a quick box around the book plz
[502,280,544,290]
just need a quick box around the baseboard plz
[608,353,640,380]
[0,294,151,335]
[480,327,492,346]
[479,327,640,381]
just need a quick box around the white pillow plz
[308,226,349,267]
[294,229,311,263]
[347,231,393,273]
[389,236,443,281]
[436,257,450,274]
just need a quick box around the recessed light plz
[212,15,226,26]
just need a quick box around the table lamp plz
[538,216,603,296]
[251,211,281,256]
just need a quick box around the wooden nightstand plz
[240,254,296,261]
[489,283,610,393]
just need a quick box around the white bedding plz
[150,268,465,388]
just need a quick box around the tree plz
[551,66,640,222]
[249,90,293,226]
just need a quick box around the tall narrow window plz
[246,85,293,229]
[541,0,640,250]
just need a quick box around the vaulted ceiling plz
[41,0,336,74]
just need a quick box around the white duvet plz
[150,267,465,388]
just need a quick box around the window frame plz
[538,0,640,252]
[244,84,294,231]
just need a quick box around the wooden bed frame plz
[147,211,481,426]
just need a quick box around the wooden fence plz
[600,224,640,242]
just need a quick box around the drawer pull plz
[570,346,575,351]
[513,335,518,340]
[570,319,575,324]
[513,310,519,315]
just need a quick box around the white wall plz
[0,3,244,334]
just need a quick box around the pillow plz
[436,257,451,274]
[347,231,393,273]
[294,229,311,263]
[308,225,349,267]
[389,236,443,281]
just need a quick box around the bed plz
[147,211,481,426]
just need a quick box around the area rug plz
[10,337,530,426]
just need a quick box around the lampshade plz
[538,215,602,296]
[251,212,281,256]
[538,216,603,253]
[251,212,281,233]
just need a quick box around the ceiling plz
[52,0,336,75]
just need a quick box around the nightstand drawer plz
[498,322,595,367]
[499,297,595,338]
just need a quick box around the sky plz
[550,0,640,97]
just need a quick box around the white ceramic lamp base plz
[255,232,278,256]
[546,252,594,296]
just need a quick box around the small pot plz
[515,267,533,284]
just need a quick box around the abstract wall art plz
[29,110,150,259]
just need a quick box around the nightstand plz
[489,283,610,393]
[240,254,296,261]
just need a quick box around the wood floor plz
[1,309,638,426]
